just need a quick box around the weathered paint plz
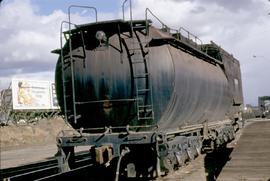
[55,20,243,130]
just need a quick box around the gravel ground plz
[218,119,270,181]
[0,117,73,169]
[0,117,71,151]
[0,144,57,169]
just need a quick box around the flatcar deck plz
[218,119,270,181]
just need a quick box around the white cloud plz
[0,0,66,89]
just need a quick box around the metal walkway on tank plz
[218,119,270,181]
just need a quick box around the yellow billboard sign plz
[11,79,59,110]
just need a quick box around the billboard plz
[11,79,59,110]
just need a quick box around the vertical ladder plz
[122,0,154,122]
[60,5,97,124]
[130,25,154,122]
[61,21,88,123]
[60,21,74,123]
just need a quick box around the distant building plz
[258,96,270,110]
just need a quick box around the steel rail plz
[0,152,91,181]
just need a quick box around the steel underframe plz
[57,128,157,172]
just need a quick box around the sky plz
[0,0,269,106]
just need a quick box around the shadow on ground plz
[204,147,233,181]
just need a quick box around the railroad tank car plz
[53,5,243,179]
[54,22,243,131]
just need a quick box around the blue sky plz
[0,0,270,105]
[29,0,121,15]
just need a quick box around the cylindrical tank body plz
[55,21,236,130]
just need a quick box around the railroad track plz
[0,151,92,181]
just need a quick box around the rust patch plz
[103,98,112,114]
